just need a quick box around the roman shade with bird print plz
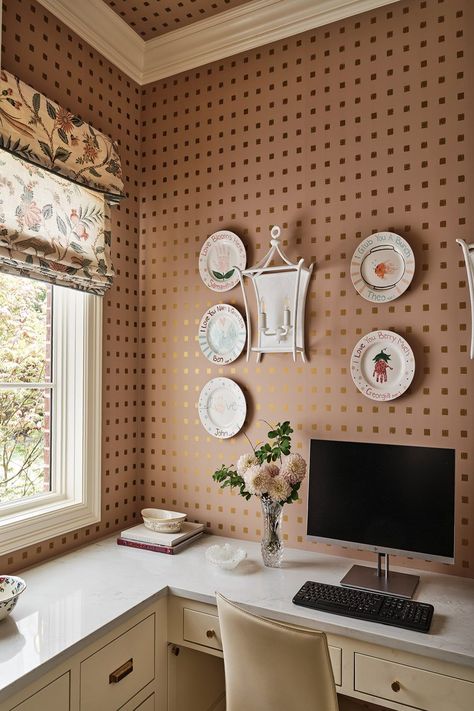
[0,69,125,295]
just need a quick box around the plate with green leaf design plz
[199,230,246,292]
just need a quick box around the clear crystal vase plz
[260,496,284,567]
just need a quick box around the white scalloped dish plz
[205,543,247,570]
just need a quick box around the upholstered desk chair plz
[216,593,339,711]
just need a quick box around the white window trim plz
[0,289,102,555]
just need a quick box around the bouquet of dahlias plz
[212,421,306,505]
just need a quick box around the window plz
[0,273,101,555]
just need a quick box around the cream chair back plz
[216,593,339,711]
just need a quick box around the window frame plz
[0,287,102,555]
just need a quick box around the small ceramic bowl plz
[0,575,27,621]
[205,543,247,570]
[141,508,187,533]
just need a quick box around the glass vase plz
[260,496,284,567]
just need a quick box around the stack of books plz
[117,521,204,555]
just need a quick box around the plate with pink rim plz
[350,232,415,303]
[198,377,246,438]
[198,304,246,365]
[351,330,415,401]
[199,230,246,292]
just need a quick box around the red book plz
[117,531,203,555]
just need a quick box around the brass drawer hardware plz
[391,680,401,693]
[109,658,134,684]
[206,629,216,639]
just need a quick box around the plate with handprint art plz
[199,230,246,292]
[350,330,415,401]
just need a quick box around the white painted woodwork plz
[80,614,155,711]
[0,291,102,555]
[37,0,402,84]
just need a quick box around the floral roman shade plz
[1,70,124,202]
[0,150,114,295]
[0,69,124,295]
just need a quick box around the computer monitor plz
[306,439,455,598]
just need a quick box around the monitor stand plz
[340,553,419,599]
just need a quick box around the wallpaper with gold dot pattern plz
[140,0,474,577]
[1,0,473,579]
[0,0,141,572]
[103,0,254,40]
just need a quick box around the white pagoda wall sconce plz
[457,239,474,359]
[236,226,314,362]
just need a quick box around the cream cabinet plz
[2,599,167,711]
[3,593,474,711]
[80,614,156,711]
[168,596,474,711]
[10,672,70,711]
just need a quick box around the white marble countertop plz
[1,533,474,700]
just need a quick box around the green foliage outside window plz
[0,273,51,504]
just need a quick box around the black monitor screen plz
[307,440,455,561]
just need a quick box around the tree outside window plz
[0,272,52,504]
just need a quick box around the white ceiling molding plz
[37,0,145,83]
[38,0,401,85]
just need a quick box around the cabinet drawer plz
[80,614,155,711]
[355,653,474,711]
[11,672,70,711]
[183,608,222,652]
[132,694,154,711]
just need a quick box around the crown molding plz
[143,0,400,83]
[38,0,401,85]
[37,0,145,84]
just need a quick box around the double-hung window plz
[0,273,102,555]
[0,69,124,555]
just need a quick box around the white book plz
[120,521,204,546]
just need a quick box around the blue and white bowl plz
[0,576,27,621]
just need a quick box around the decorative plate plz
[198,304,246,365]
[198,377,246,439]
[351,330,415,401]
[350,232,415,303]
[199,230,246,292]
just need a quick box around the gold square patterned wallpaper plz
[140,0,473,578]
[0,0,141,571]
[1,0,473,578]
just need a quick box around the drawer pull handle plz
[391,680,401,693]
[109,658,134,684]
[206,629,216,639]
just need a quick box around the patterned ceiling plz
[103,0,255,40]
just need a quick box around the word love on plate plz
[198,304,246,365]
[350,330,415,402]
[199,230,246,292]
[198,377,246,439]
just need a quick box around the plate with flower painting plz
[198,378,246,439]
[199,230,246,292]
[350,330,415,401]
[198,304,246,365]
[350,232,415,303]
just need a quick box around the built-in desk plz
[0,534,473,710]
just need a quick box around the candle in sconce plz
[283,297,291,327]
[260,298,267,330]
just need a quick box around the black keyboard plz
[293,581,434,633]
